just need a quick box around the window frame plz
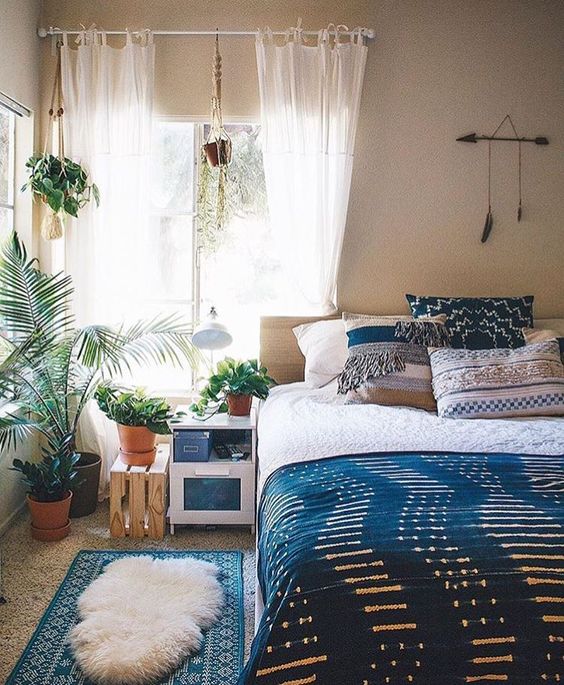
[152,115,261,335]
[0,105,16,230]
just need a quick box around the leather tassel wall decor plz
[456,114,549,242]
[481,140,494,243]
[481,206,493,243]
[517,140,523,222]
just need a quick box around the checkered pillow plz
[429,340,564,419]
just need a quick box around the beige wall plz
[0,0,42,531]
[39,0,564,320]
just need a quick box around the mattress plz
[258,381,564,486]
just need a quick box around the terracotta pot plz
[119,447,157,467]
[117,425,157,466]
[27,491,72,542]
[204,138,232,168]
[226,394,252,417]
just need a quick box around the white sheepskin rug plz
[69,555,224,685]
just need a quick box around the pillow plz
[406,294,534,349]
[293,319,348,387]
[337,314,449,411]
[523,327,564,362]
[428,340,564,419]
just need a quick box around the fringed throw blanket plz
[241,452,564,685]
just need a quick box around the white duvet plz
[258,381,564,485]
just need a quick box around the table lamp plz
[192,306,233,366]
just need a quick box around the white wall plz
[0,0,42,532]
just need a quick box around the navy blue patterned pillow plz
[406,295,534,349]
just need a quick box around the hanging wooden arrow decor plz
[457,115,549,243]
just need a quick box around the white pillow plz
[293,319,348,387]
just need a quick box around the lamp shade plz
[192,307,233,351]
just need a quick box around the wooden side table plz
[110,444,170,540]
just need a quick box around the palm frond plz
[104,314,203,375]
[0,411,43,452]
[0,232,74,351]
[74,325,123,369]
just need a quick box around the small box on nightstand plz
[168,406,257,534]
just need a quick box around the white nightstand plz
[168,406,257,534]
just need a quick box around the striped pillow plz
[523,327,564,362]
[429,340,564,419]
[338,314,449,411]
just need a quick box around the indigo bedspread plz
[241,452,564,684]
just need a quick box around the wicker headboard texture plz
[260,315,339,385]
[259,315,564,386]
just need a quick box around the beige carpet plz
[0,500,256,683]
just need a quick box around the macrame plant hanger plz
[42,39,66,240]
[203,31,232,169]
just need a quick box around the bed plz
[239,316,564,685]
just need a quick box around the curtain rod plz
[37,26,376,40]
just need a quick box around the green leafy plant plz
[12,434,79,502]
[190,358,275,417]
[197,126,268,253]
[21,154,100,218]
[0,232,202,498]
[95,385,185,435]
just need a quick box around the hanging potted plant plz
[21,43,100,240]
[21,154,100,239]
[95,385,185,466]
[190,358,275,418]
[203,33,232,169]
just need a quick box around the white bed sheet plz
[257,381,564,485]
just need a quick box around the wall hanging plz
[457,114,549,243]
[21,41,99,240]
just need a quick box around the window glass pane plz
[0,108,14,205]
[145,215,193,302]
[0,207,13,241]
[151,121,194,212]
[199,124,289,360]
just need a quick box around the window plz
[0,106,15,240]
[142,118,283,391]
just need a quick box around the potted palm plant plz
[190,358,275,417]
[95,385,185,466]
[0,232,201,535]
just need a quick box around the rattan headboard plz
[260,315,339,385]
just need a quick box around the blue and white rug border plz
[7,548,244,685]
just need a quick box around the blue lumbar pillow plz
[406,294,534,349]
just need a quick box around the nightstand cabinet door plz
[169,461,255,526]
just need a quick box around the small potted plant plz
[95,385,185,466]
[190,358,275,418]
[12,434,80,541]
[21,154,100,240]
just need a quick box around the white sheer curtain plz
[61,28,155,326]
[256,26,367,313]
[60,29,155,497]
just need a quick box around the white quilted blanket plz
[257,381,564,485]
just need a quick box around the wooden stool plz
[110,445,169,540]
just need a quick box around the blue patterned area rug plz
[7,549,243,685]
